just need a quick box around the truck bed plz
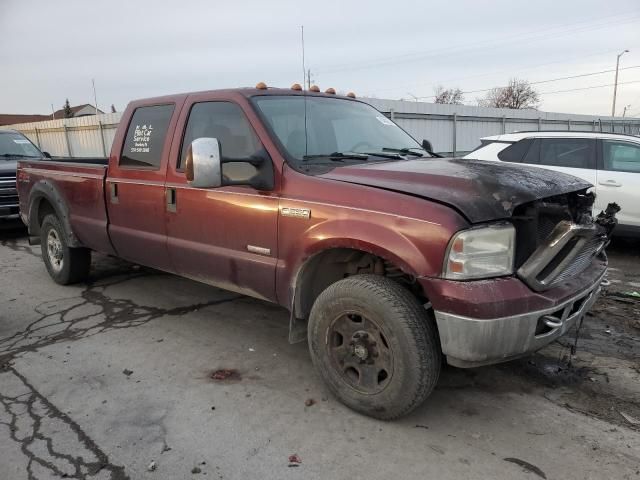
[17,159,113,254]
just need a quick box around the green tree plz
[63,99,73,118]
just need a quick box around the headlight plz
[444,223,515,280]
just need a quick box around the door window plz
[602,140,640,173]
[120,104,175,168]
[179,102,262,182]
[538,138,595,169]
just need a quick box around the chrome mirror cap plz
[185,137,222,188]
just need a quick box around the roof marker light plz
[291,83,302,91]
[325,88,336,94]
[310,85,320,92]
[255,82,268,90]
[346,92,356,98]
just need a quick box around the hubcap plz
[47,228,64,273]
[327,313,394,394]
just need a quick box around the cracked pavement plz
[1,226,639,479]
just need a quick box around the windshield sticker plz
[131,124,153,153]
[13,139,31,144]
[376,115,395,126]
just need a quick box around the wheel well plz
[37,198,56,227]
[294,248,425,320]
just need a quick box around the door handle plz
[598,180,622,187]
[109,182,119,203]
[166,187,177,213]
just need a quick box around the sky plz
[1,0,639,117]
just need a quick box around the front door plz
[164,98,279,301]
[106,103,177,271]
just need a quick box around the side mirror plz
[185,138,222,188]
[42,151,52,159]
[421,139,434,152]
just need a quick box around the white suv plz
[465,131,640,235]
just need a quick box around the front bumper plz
[421,261,606,368]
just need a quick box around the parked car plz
[0,129,48,221]
[17,85,617,419]
[464,131,639,235]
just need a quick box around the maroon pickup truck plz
[17,85,617,419]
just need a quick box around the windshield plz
[252,96,424,163]
[0,132,42,158]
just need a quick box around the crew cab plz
[17,85,617,419]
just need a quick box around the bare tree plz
[478,78,540,109]
[433,86,464,105]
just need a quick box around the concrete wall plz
[2,101,639,157]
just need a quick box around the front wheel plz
[308,274,441,420]
[40,214,91,285]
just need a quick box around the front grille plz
[518,219,605,292]
[0,173,18,208]
[542,234,605,287]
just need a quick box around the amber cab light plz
[291,83,302,91]
[309,85,320,92]
[346,92,356,98]
[325,87,336,94]
[255,82,268,90]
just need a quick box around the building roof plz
[0,114,51,126]
[52,104,104,119]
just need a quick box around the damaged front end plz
[512,191,619,292]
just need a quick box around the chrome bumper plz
[434,271,605,368]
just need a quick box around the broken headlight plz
[444,223,515,280]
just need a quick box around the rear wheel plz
[308,274,441,420]
[40,214,91,285]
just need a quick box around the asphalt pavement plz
[1,225,639,480]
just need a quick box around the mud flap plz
[288,313,308,344]
[288,286,308,344]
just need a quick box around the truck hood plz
[319,158,592,223]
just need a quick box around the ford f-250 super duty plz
[17,84,618,419]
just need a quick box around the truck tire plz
[308,274,441,420]
[40,214,91,285]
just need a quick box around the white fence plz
[2,101,639,158]
[1,113,122,158]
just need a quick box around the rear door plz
[519,137,598,187]
[164,95,279,301]
[106,103,179,271]
[596,139,640,229]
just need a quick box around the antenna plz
[92,79,99,115]
[300,25,308,157]
[301,25,306,90]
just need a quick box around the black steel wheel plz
[308,274,441,420]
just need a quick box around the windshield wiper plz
[303,152,369,162]
[381,147,425,157]
[0,153,39,158]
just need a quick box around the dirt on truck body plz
[16,84,618,419]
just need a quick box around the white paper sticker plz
[13,139,30,144]
[130,124,154,153]
[376,115,395,126]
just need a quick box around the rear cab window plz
[120,104,175,168]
